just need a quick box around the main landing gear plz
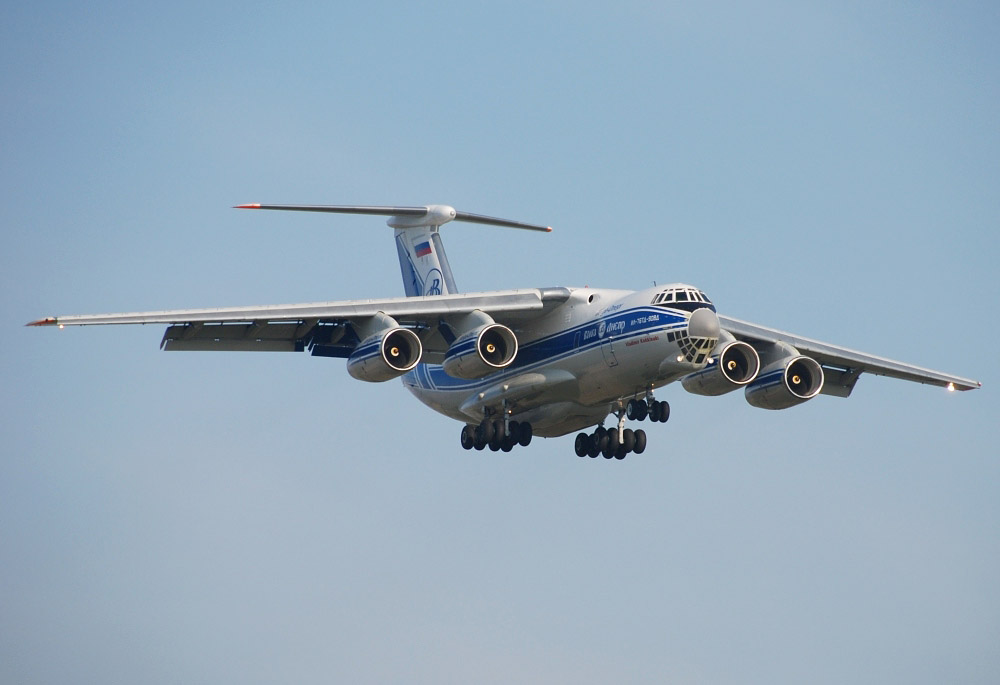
[458,397,670,460]
[460,416,533,453]
[574,397,669,460]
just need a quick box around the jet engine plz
[744,354,824,409]
[442,322,518,379]
[347,327,422,382]
[681,340,761,396]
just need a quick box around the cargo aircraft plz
[29,204,981,459]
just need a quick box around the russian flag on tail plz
[415,240,432,257]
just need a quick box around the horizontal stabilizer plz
[234,204,552,232]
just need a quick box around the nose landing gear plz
[626,398,669,423]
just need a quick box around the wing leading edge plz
[719,315,981,393]
[27,288,572,357]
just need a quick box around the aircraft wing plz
[719,315,981,394]
[28,288,571,360]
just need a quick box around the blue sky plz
[3,2,998,683]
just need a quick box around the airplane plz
[29,204,981,459]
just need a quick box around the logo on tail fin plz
[424,269,443,296]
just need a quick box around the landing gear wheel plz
[508,421,521,444]
[488,425,503,451]
[587,434,601,458]
[614,445,627,460]
[622,428,635,453]
[657,401,670,423]
[575,433,589,457]
[603,430,619,458]
[633,429,647,454]
[501,436,515,452]
[649,401,660,422]
[479,419,494,443]
[627,399,647,421]
[517,422,532,447]
[461,425,475,450]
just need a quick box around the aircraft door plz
[601,337,618,367]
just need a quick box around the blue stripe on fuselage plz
[404,306,688,392]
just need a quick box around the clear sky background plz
[3,2,998,683]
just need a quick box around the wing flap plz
[160,322,312,352]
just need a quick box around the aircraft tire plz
[575,433,589,457]
[626,399,643,421]
[603,430,619,458]
[587,434,601,458]
[493,419,506,441]
[622,428,635,452]
[614,445,627,460]
[633,429,647,454]
[488,426,503,451]
[649,401,660,422]
[479,419,494,443]
[658,401,670,423]
[461,425,475,450]
[518,422,533,447]
[501,436,515,452]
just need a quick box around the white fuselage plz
[402,284,718,437]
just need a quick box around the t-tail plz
[234,203,551,297]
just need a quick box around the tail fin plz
[234,203,551,297]
[394,226,458,296]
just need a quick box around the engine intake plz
[347,327,422,382]
[745,355,824,410]
[681,341,761,396]
[443,323,518,379]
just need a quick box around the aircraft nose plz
[688,307,720,339]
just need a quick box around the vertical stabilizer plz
[394,226,459,297]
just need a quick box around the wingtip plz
[234,203,261,209]
[26,317,58,327]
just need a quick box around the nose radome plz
[688,307,721,339]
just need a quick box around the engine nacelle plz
[744,355,824,410]
[347,327,422,382]
[681,341,761,396]
[442,323,518,379]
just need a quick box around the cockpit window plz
[676,291,688,302]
